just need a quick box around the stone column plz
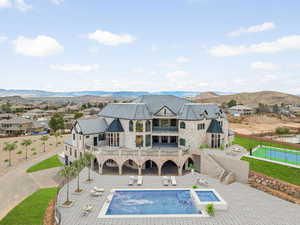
[158,166,162,176]
[178,166,182,176]
[138,167,142,176]
[119,164,123,175]
[99,164,103,175]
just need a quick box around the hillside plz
[193,91,300,105]
[195,91,220,99]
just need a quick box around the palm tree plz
[59,165,76,205]
[3,142,17,166]
[54,132,60,146]
[83,152,95,181]
[40,135,49,152]
[21,139,32,160]
[72,159,85,192]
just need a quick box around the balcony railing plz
[85,144,189,157]
[152,127,178,132]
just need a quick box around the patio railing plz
[85,144,189,157]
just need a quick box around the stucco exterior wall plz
[209,153,249,183]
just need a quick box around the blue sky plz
[1,0,300,94]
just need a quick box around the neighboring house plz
[289,106,300,115]
[83,107,101,116]
[0,113,15,120]
[0,117,44,135]
[228,105,255,116]
[22,108,48,119]
[64,95,231,175]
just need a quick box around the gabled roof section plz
[154,105,177,116]
[178,103,226,120]
[106,118,124,132]
[76,118,107,134]
[207,119,223,134]
[133,95,191,115]
[98,103,152,120]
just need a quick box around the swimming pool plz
[99,189,227,218]
[252,146,300,166]
[196,191,220,202]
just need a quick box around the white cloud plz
[13,35,64,56]
[0,35,8,42]
[158,63,178,70]
[251,62,280,71]
[166,70,190,79]
[209,35,300,57]
[0,0,11,8]
[227,22,275,37]
[50,64,99,72]
[15,0,31,12]
[176,56,191,63]
[151,44,159,52]
[87,29,136,46]
[50,0,63,5]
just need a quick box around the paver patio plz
[57,169,300,225]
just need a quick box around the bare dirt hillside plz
[193,91,300,105]
[194,91,219,100]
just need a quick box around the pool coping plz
[250,146,300,169]
[98,188,211,218]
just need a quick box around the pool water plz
[253,147,300,166]
[106,190,201,215]
[196,191,220,202]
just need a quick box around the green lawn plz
[0,188,58,225]
[27,155,63,173]
[242,156,300,186]
[233,135,300,151]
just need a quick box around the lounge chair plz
[171,176,177,186]
[128,176,135,186]
[90,190,102,197]
[137,176,143,186]
[162,176,169,186]
[94,187,104,192]
[197,178,209,186]
[82,204,93,216]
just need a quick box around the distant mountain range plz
[0,89,235,98]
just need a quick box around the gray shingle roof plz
[76,118,107,134]
[98,95,225,121]
[134,95,191,114]
[207,119,223,134]
[99,103,152,120]
[178,103,226,120]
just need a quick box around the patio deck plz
[56,169,300,225]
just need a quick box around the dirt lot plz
[0,134,69,176]
[229,115,300,135]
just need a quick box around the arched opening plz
[182,157,195,175]
[102,159,119,175]
[142,160,158,175]
[93,158,99,173]
[161,160,178,176]
[122,159,139,175]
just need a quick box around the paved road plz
[0,151,61,220]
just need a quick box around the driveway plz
[0,150,61,220]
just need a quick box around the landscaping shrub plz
[205,203,215,216]
[275,127,290,135]
[16,151,22,155]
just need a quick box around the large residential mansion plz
[64,95,233,176]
